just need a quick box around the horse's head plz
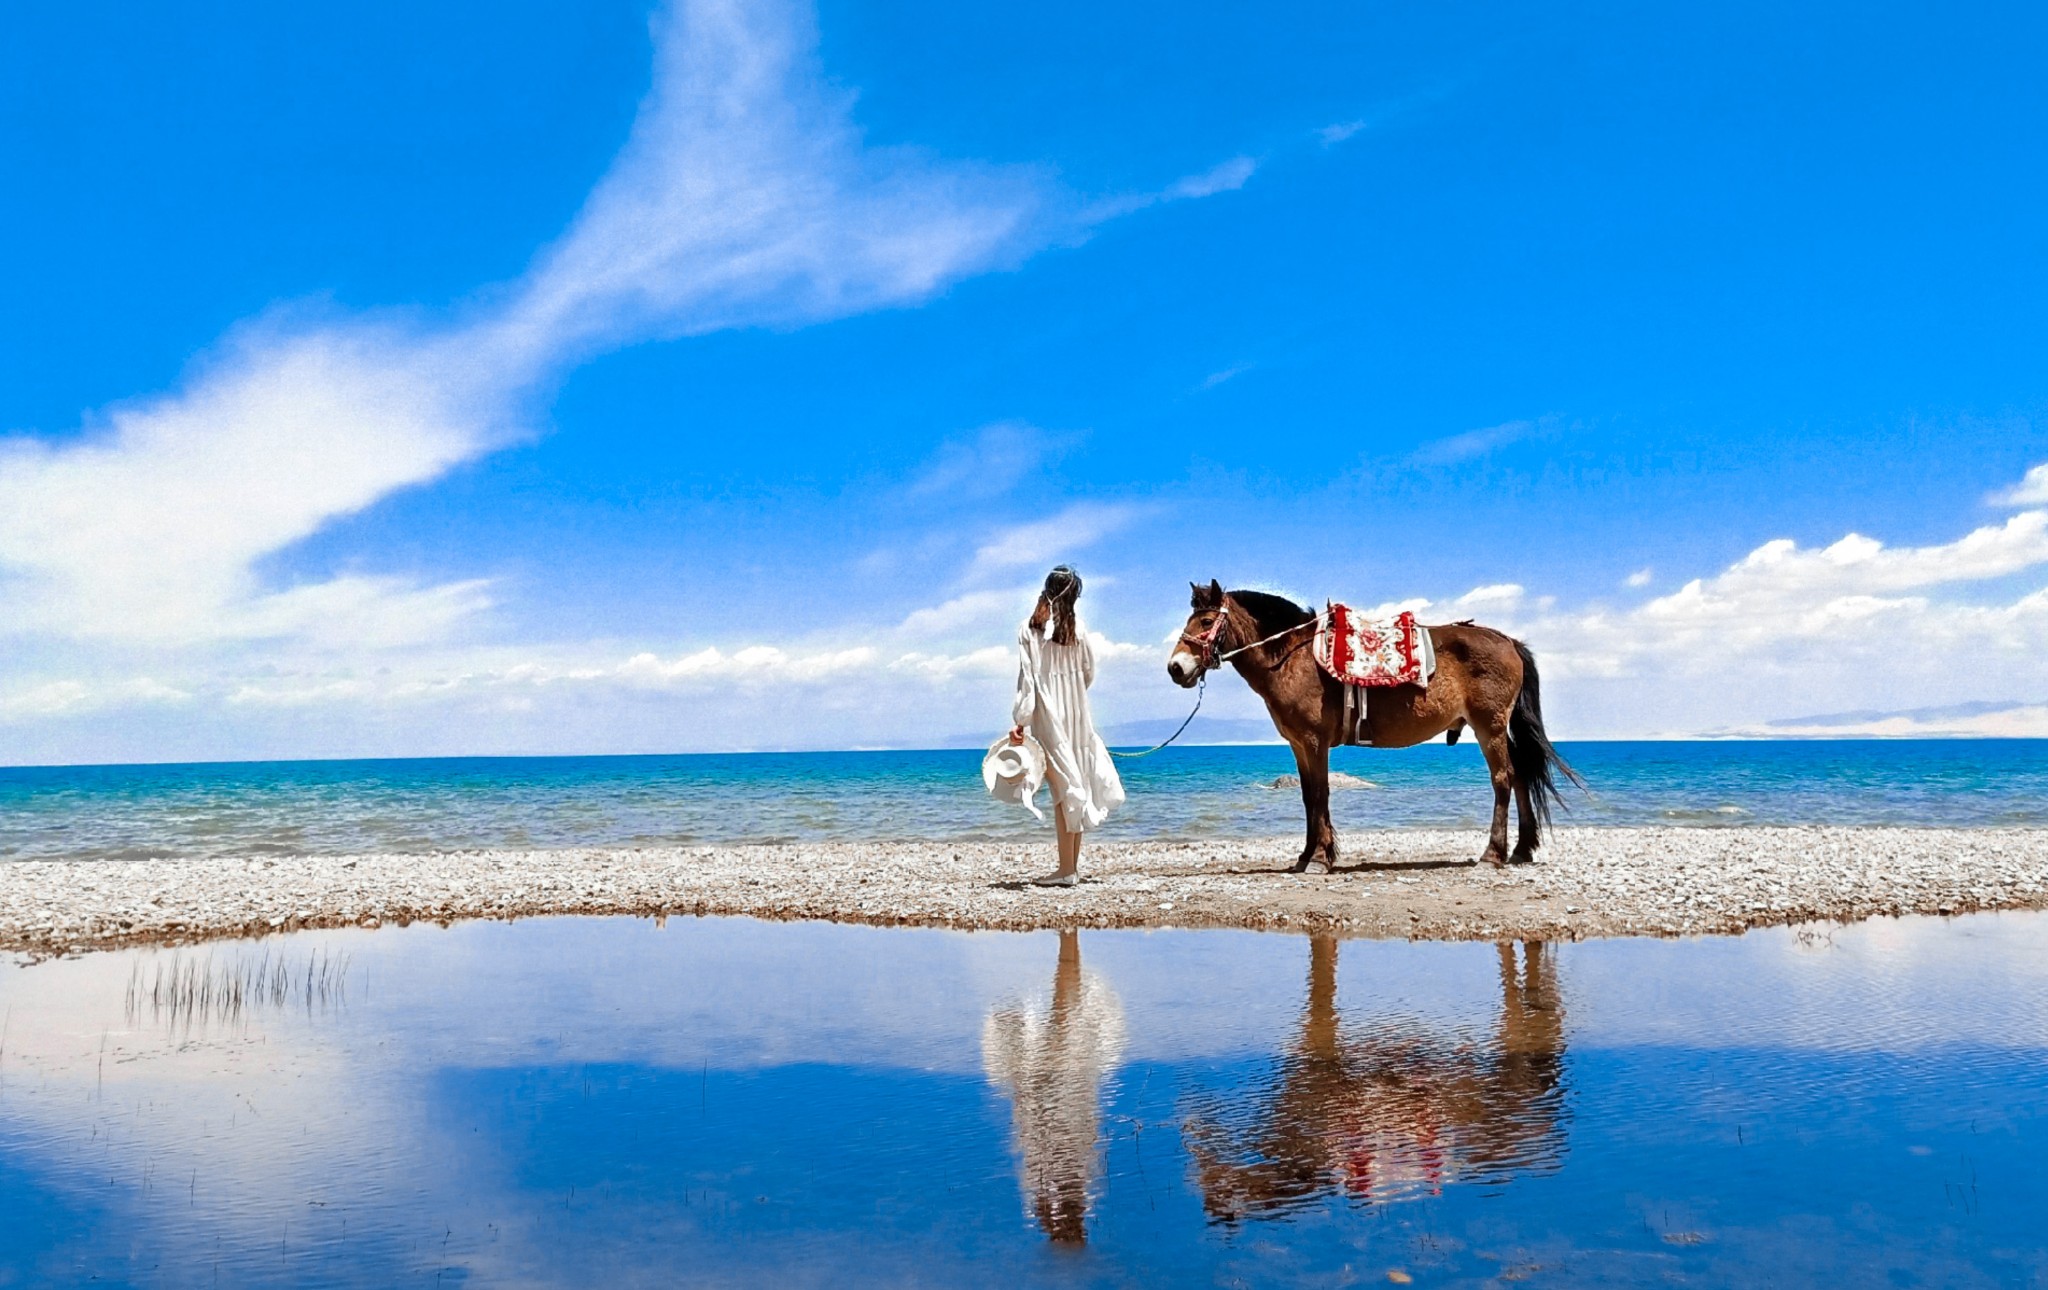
[1169,579,1234,687]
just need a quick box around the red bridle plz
[1180,600,1319,674]
[1180,606,1234,672]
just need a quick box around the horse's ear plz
[1207,579,1225,605]
[1190,580,1220,609]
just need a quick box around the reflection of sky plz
[1,912,2046,1284]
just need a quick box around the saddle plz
[1314,604,1436,747]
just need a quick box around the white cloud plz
[1317,120,1366,145]
[1630,513,2048,637]
[1624,568,1654,588]
[890,645,1017,683]
[1086,156,1260,221]
[1454,583,1524,608]
[616,643,881,687]
[1198,362,1252,391]
[0,677,189,719]
[1409,418,1542,466]
[13,493,2048,753]
[0,0,1276,765]
[0,330,491,644]
[909,423,1069,500]
[964,503,1138,582]
[490,0,1048,358]
[1990,462,2048,507]
[1164,156,1257,201]
[1381,506,2048,736]
[0,0,1252,667]
[897,589,1032,636]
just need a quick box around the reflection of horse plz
[1183,935,1566,1222]
[981,930,1125,1244]
[1168,582,1581,870]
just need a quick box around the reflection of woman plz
[981,930,1126,1244]
[1008,566,1125,887]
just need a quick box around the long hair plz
[1030,566,1083,646]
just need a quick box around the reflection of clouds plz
[5,912,2048,1278]
[981,930,1125,1244]
[0,947,454,1283]
[1568,911,2048,1051]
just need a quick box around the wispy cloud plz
[909,422,1072,500]
[0,677,190,720]
[1374,502,2048,734]
[1198,362,1253,391]
[1408,417,1547,466]
[14,493,2048,752]
[0,328,493,644]
[1990,462,2048,507]
[964,502,1139,582]
[1087,156,1260,221]
[1,0,1047,651]
[490,0,1049,359]
[1317,120,1367,145]
[0,0,1247,665]
[1624,568,1654,588]
[1165,156,1257,201]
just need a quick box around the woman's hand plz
[1008,725,1026,745]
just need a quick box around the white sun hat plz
[983,734,1047,821]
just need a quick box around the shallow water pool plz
[2,913,2044,1285]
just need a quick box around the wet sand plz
[4,826,2046,956]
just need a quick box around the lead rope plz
[1215,616,1317,663]
[1109,674,1205,759]
[1109,614,1316,760]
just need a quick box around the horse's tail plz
[1507,639,1584,842]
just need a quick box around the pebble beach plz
[5,825,2046,957]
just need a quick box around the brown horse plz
[1182,934,1566,1222]
[1169,581,1579,870]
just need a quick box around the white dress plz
[1011,617,1125,832]
[981,965,1126,1237]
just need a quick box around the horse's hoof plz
[1479,851,1508,868]
[1292,857,1332,875]
[1509,848,1538,866]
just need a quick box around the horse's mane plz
[1228,588,1315,635]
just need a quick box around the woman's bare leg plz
[1053,805,1080,879]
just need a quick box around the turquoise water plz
[3,740,2046,863]
[2,913,2044,1285]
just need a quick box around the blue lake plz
[1,912,2044,1285]
[4,739,2047,862]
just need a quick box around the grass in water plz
[125,947,351,1033]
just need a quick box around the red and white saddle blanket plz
[1314,604,1436,688]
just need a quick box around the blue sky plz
[4,0,2048,762]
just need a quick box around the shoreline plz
[5,825,2047,958]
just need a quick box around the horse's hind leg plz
[1512,782,1538,863]
[1476,719,1513,867]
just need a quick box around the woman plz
[1009,566,1124,886]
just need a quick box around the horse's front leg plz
[1290,741,1337,874]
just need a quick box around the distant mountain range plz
[1100,716,1283,747]
[939,715,1282,749]
[1706,699,2048,739]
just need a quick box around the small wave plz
[1659,805,1752,822]
[1263,773,1379,791]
